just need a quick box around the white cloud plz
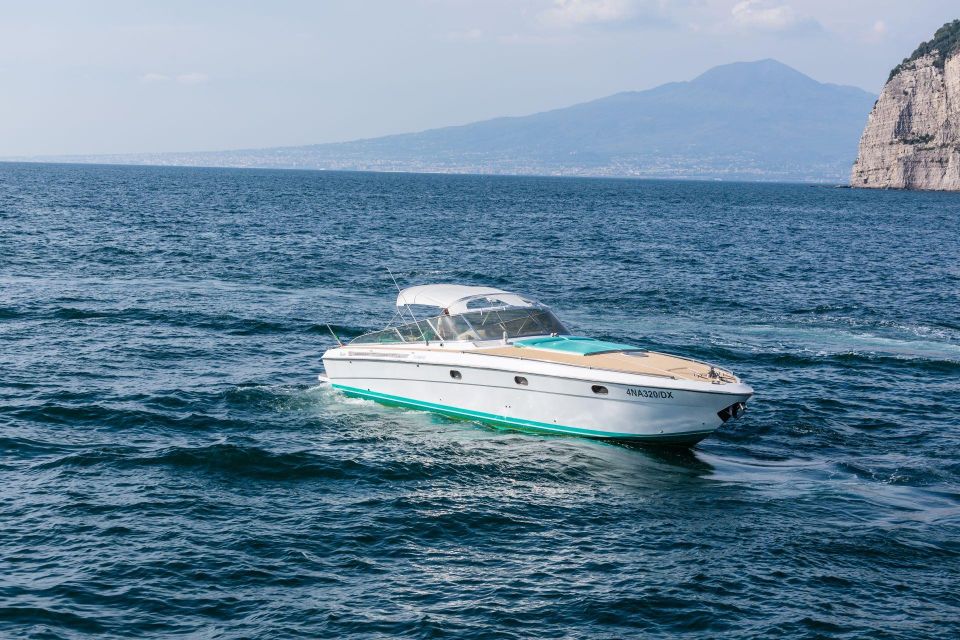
[859,18,888,43]
[140,72,169,83]
[538,0,649,29]
[176,72,208,85]
[730,0,820,34]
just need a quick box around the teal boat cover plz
[512,335,644,356]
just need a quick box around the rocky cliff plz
[852,20,960,190]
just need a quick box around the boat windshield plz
[350,307,568,345]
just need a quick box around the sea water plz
[1,163,958,638]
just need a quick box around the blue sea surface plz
[1,162,959,638]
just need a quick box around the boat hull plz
[322,350,752,445]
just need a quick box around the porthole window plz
[591,385,608,395]
[450,370,462,380]
[514,376,528,386]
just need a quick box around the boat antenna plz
[386,267,412,323]
[386,267,429,345]
[325,323,344,347]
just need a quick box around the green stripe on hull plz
[330,383,714,444]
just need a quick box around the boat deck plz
[470,345,735,383]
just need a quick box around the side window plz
[351,328,404,344]
[434,315,478,341]
[396,321,438,342]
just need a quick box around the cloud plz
[140,72,170,84]
[730,0,821,34]
[538,0,668,29]
[858,18,888,44]
[176,72,208,85]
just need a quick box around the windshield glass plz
[457,308,567,341]
[350,307,567,344]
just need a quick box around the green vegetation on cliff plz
[889,19,960,81]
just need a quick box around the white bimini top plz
[396,284,537,314]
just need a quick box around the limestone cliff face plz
[851,51,960,190]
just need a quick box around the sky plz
[1,0,957,156]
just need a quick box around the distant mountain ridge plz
[20,59,877,182]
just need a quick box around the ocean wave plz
[140,443,372,480]
[788,303,873,316]
[705,324,960,368]
[305,322,370,338]
[52,307,113,320]
[15,401,249,432]
[32,442,361,480]
[0,435,82,459]
[32,439,515,485]
[34,306,321,336]
[0,606,105,634]
[221,383,328,414]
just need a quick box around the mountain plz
[852,19,960,191]
[25,59,877,182]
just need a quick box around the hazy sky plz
[2,0,957,156]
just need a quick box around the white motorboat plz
[320,284,753,445]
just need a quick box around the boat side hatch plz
[591,385,608,395]
[450,370,462,380]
